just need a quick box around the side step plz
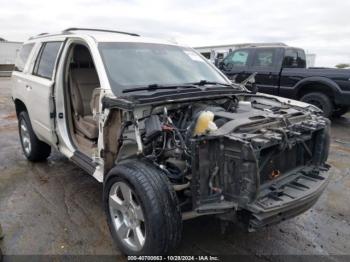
[71,151,97,175]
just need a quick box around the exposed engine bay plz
[106,93,330,230]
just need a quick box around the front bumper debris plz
[189,114,331,228]
[245,165,331,231]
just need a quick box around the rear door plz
[219,49,253,82]
[12,43,36,110]
[24,41,64,145]
[249,48,281,95]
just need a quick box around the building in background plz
[194,43,316,67]
[0,39,22,77]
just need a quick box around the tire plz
[332,106,349,118]
[301,92,333,118]
[104,159,182,255]
[18,111,51,161]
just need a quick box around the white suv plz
[11,28,331,255]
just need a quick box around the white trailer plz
[0,40,22,76]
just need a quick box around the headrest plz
[73,45,93,64]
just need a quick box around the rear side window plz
[252,49,275,67]
[223,50,250,68]
[283,49,306,68]
[33,42,62,79]
[297,50,306,68]
[283,49,298,68]
[14,43,35,72]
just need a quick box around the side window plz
[283,49,306,68]
[223,50,250,68]
[201,52,211,59]
[33,42,62,79]
[14,43,35,72]
[283,49,298,68]
[252,49,275,67]
[297,50,306,68]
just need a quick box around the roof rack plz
[28,27,140,40]
[28,32,49,40]
[62,27,140,37]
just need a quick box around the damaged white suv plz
[12,28,331,255]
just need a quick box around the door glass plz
[34,42,62,79]
[283,49,306,68]
[223,50,250,68]
[297,50,306,68]
[14,43,35,72]
[283,50,298,68]
[201,52,211,59]
[252,49,275,67]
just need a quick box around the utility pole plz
[0,223,3,239]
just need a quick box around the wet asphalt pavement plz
[0,77,349,260]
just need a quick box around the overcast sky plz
[1,0,349,67]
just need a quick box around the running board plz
[71,151,97,175]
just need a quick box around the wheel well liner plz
[14,99,27,115]
[295,77,340,100]
[297,82,335,100]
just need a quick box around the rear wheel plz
[301,92,333,118]
[104,159,182,255]
[332,106,349,118]
[18,111,51,161]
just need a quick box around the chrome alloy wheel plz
[20,119,31,155]
[109,181,146,251]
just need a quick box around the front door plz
[219,49,253,83]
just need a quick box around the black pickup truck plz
[218,46,350,118]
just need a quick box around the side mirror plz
[240,72,258,93]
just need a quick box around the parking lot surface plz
[0,77,350,260]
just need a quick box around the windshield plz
[98,42,230,95]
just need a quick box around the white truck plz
[11,28,331,255]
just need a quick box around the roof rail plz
[28,32,49,40]
[62,27,140,37]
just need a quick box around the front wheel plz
[301,92,333,118]
[104,159,182,255]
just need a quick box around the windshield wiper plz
[187,80,232,87]
[122,83,200,93]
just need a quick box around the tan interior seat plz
[90,88,102,119]
[70,46,100,140]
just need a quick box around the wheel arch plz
[295,77,340,100]
[14,98,27,116]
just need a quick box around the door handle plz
[25,85,32,91]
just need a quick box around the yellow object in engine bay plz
[193,111,218,136]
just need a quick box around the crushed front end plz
[189,98,331,230]
[106,91,331,230]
